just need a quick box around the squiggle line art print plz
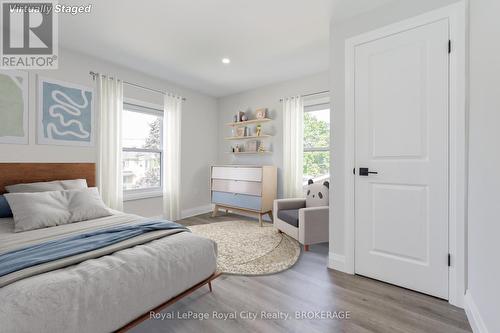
[38,77,94,146]
[47,90,90,139]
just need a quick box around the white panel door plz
[354,19,449,298]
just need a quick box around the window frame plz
[122,99,164,201]
[303,101,331,185]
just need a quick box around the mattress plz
[0,213,218,333]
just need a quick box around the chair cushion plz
[277,209,299,228]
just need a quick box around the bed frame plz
[0,163,96,193]
[116,272,222,332]
[0,162,222,331]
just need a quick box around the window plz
[303,102,330,185]
[122,101,163,200]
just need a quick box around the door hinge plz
[448,40,451,54]
[353,168,356,175]
[448,253,451,267]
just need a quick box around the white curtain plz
[282,96,304,198]
[97,75,124,210]
[163,94,182,220]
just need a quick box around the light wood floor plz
[130,213,471,333]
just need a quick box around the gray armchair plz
[273,198,329,251]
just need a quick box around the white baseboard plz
[328,252,349,272]
[181,204,213,219]
[464,290,489,333]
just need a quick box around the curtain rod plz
[89,71,186,101]
[279,90,330,102]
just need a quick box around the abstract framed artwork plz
[0,70,29,144]
[37,77,94,146]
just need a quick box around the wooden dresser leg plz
[258,213,263,227]
[212,205,218,218]
[208,281,213,292]
[304,245,309,251]
[268,211,274,222]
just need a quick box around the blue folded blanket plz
[0,219,187,277]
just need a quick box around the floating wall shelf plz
[229,151,272,155]
[224,135,272,141]
[225,118,272,127]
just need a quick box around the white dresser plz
[210,165,277,226]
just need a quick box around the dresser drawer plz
[212,167,262,182]
[211,179,262,196]
[212,191,262,211]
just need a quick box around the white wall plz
[466,0,500,331]
[328,0,461,265]
[0,48,218,217]
[217,72,329,198]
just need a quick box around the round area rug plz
[189,221,301,275]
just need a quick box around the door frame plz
[342,1,467,307]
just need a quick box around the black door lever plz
[359,167,378,176]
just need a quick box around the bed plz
[0,163,219,333]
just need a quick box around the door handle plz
[359,167,378,176]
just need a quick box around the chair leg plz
[208,281,212,292]
[268,211,274,222]
[304,244,309,251]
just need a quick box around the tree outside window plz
[303,107,330,184]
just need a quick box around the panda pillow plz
[305,180,330,207]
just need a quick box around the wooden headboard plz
[0,163,96,194]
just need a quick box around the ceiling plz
[60,0,334,97]
[331,0,396,24]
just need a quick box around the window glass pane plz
[122,110,162,150]
[122,151,161,190]
[304,108,330,149]
[303,151,330,184]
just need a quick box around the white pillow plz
[5,179,88,193]
[4,191,71,232]
[68,187,111,223]
[61,179,89,190]
[4,187,111,232]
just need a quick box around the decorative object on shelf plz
[233,114,238,123]
[238,111,245,122]
[258,145,266,153]
[0,70,29,144]
[241,114,248,122]
[246,140,258,152]
[235,144,241,152]
[236,127,245,137]
[255,124,262,136]
[38,77,94,146]
[255,107,267,119]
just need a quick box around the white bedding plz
[0,213,218,333]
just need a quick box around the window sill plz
[124,190,163,202]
